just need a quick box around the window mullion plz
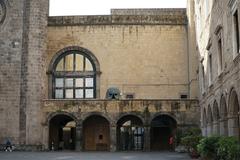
[83,77,86,98]
[63,77,66,98]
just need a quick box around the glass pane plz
[85,78,94,87]
[55,89,63,99]
[75,78,83,87]
[75,89,83,98]
[85,58,93,71]
[65,54,74,71]
[65,89,73,98]
[75,54,84,71]
[56,59,64,71]
[85,89,94,98]
[65,78,73,87]
[55,78,64,87]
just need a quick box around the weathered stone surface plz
[0,1,200,151]
[195,0,240,136]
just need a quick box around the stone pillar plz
[110,125,116,152]
[220,118,228,136]
[75,124,82,151]
[213,121,220,135]
[42,124,49,150]
[201,127,207,136]
[206,123,213,136]
[228,116,239,136]
[144,126,150,151]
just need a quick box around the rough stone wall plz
[195,0,240,136]
[22,0,49,146]
[111,8,186,16]
[47,14,194,99]
[0,0,24,144]
[0,0,49,147]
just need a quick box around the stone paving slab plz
[0,152,192,160]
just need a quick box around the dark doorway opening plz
[150,115,177,151]
[117,115,144,151]
[49,114,76,151]
[83,115,110,151]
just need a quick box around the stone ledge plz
[111,8,186,16]
[48,14,187,26]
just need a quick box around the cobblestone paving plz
[0,151,191,160]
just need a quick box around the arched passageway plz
[49,114,76,150]
[83,115,110,151]
[228,89,240,137]
[150,115,177,151]
[117,115,144,151]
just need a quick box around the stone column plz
[201,126,207,136]
[228,115,239,136]
[42,124,49,150]
[144,126,150,151]
[206,123,213,136]
[213,121,220,135]
[110,125,116,152]
[75,124,82,151]
[220,118,228,136]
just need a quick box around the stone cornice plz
[48,14,187,26]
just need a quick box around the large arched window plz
[51,47,99,99]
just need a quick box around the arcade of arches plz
[48,114,178,151]
[44,46,199,152]
[202,89,240,137]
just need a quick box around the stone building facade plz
[0,0,200,151]
[195,0,240,137]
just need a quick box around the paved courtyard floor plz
[0,151,192,160]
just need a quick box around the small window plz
[180,94,188,99]
[99,135,103,140]
[126,94,134,99]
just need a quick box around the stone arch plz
[48,46,100,73]
[116,114,144,151]
[213,100,220,135]
[82,112,112,125]
[82,114,110,151]
[150,114,177,151]
[228,88,240,116]
[228,88,240,136]
[47,111,78,125]
[220,95,228,136]
[116,113,145,126]
[48,113,77,150]
[150,112,178,126]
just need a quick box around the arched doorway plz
[228,89,240,137]
[117,115,144,151]
[83,115,110,151]
[150,115,177,151]
[49,114,76,150]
